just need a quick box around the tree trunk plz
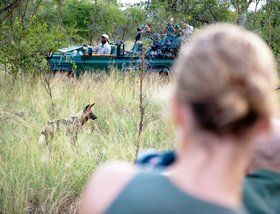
[135,52,145,162]
[253,0,261,28]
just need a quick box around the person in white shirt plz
[92,34,111,54]
[182,22,193,35]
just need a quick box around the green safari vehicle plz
[47,32,182,76]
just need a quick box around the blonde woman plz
[80,24,277,214]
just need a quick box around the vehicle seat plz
[131,42,143,52]
[110,44,117,55]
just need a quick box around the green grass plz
[0,70,175,213]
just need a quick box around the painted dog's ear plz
[83,104,91,112]
[83,103,95,112]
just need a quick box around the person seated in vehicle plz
[160,17,181,50]
[135,24,153,42]
[243,119,280,214]
[82,44,89,56]
[143,24,152,36]
[92,34,111,55]
[165,17,176,35]
[135,27,143,43]
[181,21,194,36]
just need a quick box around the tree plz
[0,0,22,25]
[1,0,279,75]
[149,0,237,27]
[245,0,280,57]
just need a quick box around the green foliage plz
[87,3,127,43]
[0,16,67,74]
[0,0,146,75]
[246,0,280,57]
[1,1,280,212]
[149,0,237,26]
[118,6,145,39]
[1,0,279,75]
[61,0,95,40]
[40,0,144,43]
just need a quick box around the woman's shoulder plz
[80,161,137,214]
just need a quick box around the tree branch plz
[0,0,22,25]
[0,0,21,15]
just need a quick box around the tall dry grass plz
[0,70,175,213]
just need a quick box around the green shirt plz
[106,172,246,214]
[243,169,280,214]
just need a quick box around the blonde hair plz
[175,24,277,135]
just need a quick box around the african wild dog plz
[39,103,97,145]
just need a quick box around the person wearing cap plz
[92,34,111,55]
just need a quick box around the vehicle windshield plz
[57,46,83,54]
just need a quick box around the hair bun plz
[176,24,277,136]
[191,89,252,134]
[215,90,249,131]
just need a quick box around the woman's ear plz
[253,118,271,137]
[171,93,189,129]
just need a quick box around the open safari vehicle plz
[47,39,176,76]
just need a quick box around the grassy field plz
[0,70,175,213]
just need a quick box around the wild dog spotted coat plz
[39,103,97,145]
